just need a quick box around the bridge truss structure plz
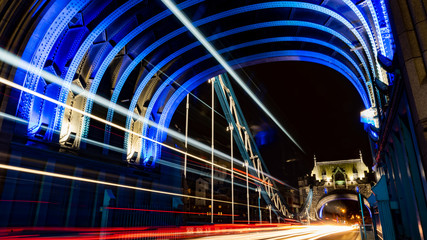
[0,0,396,227]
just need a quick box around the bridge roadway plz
[193,225,360,240]
[0,224,367,239]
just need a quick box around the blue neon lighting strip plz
[139,36,370,159]
[149,51,369,161]
[83,1,377,154]
[366,1,385,55]
[77,0,203,140]
[371,0,394,59]
[53,0,143,131]
[342,0,377,59]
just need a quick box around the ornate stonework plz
[298,152,372,220]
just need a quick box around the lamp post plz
[256,186,262,223]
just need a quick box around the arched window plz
[333,168,346,187]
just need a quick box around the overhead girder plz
[150,50,370,163]
[139,35,371,160]
[9,0,392,165]
[135,27,374,163]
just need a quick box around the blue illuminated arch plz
[80,2,378,146]
[13,0,391,164]
[53,0,143,131]
[147,50,370,164]
[137,36,370,159]
[66,0,203,141]
[105,19,373,159]
[15,0,90,134]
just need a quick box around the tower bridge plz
[298,154,372,221]
[0,0,426,239]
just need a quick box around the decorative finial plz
[314,154,317,166]
[359,150,363,162]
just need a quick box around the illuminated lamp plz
[360,108,377,126]
[368,129,379,142]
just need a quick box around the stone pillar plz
[389,0,427,172]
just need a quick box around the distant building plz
[310,151,369,188]
[298,152,372,220]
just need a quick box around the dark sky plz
[233,61,373,186]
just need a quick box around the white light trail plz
[194,225,354,239]
[0,48,285,187]
[0,162,266,209]
[161,0,304,153]
[0,76,276,187]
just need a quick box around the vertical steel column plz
[257,186,261,223]
[245,160,250,224]
[269,205,272,223]
[359,192,367,240]
[210,78,215,224]
[184,94,189,178]
[229,123,234,224]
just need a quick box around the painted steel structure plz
[1,0,393,164]
[7,2,427,240]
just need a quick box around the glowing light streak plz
[141,32,370,160]
[2,108,250,189]
[0,92,270,200]
[2,48,289,188]
[161,0,304,152]
[192,225,353,240]
[0,77,249,179]
[0,163,265,209]
[0,48,272,180]
[0,50,282,184]
[156,51,369,157]
[0,109,258,193]
[152,51,367,196]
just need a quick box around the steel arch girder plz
[146,50,370,164]
[79,2,378,154]
[136,35,371,163]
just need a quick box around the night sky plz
[233,61,373,187]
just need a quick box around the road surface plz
[193,225,359,239]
